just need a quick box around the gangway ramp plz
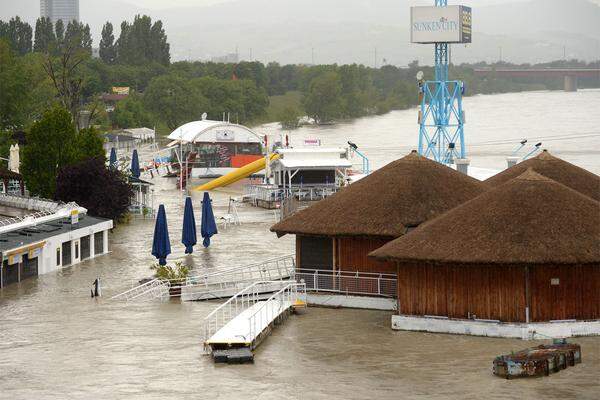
[181,254,295,301]
[110,278,169,301]
[202,281,307,363]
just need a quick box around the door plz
[62,241,72,266]
[73,239,81,264]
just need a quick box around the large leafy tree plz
[55,157,133,221]
[33,17,55,53]
[113,94,153,128]
[21,107,78,197]
[99,22,116,64]
[64,21,92,55]
[303,71,343,124]
[144,74,207,130]
[54,19,65,52]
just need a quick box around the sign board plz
[112,86,130,95]
[411,5,472,44]
[215,129,235,141]
[28,247,42,259]
[8,253,22,265]
[304,138,321,146]
[71,210,79,225]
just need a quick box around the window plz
[75,242,79,259]
[56,248,61,266]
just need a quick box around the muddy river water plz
[1,90,599,399]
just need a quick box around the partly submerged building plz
[0,195,112,289]
[370,169,600,339]
[486,150,600,201]
[271,151,486,305]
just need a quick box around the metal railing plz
[296,268,397,298]
[243,184,339,205]
[0,193,73,212]
[248,282,306,343]
[202,280,305,351]
[110,278,170,301]
[186,254,295,286]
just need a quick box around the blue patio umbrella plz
[109,148,117,168]
[152,204,171,265]
[131,149,140,178]
[200,192,218,248]
[182,197,197,254]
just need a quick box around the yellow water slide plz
[194,154,280,191]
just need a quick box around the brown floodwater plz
[1,90,599,399]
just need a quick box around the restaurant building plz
[370,169,600,339]
[0,195,113,289]
[271,151,486,307]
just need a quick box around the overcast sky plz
[121,0,536,9]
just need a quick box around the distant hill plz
[2,0,599,65]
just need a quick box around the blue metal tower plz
[417,0,466,164]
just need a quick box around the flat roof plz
[0,214,110,254]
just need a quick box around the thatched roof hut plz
[370,170,600,323]
[371,169,600,264]
[271,151,486,238]
[485,150,600,201]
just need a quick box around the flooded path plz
[1,90,599,399]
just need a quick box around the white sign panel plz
[215,129,235,141]
[411,6,472,44]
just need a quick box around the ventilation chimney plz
[455,158,470,175]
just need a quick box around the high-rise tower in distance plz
[40,0,79,24]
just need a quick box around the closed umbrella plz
[152,204,171,265]
[182,197,197,254]
[131,149,140,178]
[200,192,218,248]
[109,148,117,168]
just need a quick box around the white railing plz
[248,282,306,342]
[296,268,397,297]
[186,254,295,287]
[110,278,170,301]
[243,184,339,205]
[202,280,305,351]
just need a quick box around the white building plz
[0,195,112,288]
[124,127,156,143]
[40,0,79,24]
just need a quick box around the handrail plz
[110,278,163,300]
[248,282,306,340]
[295,268,397,297]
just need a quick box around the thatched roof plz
[485,150,600,201]
[271,151,486,238]
[370,169,600,265]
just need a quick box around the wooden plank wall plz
[337,236,396,274]
[397,264,527,322]
[530,264,600,321]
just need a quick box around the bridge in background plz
[473,68,600,92]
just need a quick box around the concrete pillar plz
[455,158,470,175]
[103,230,109,254]
[506,156,520,169]
[89,233,95,258]
[564,75,578,92]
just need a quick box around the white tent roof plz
[167,120,262,144]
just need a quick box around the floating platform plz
[493,342,582,379]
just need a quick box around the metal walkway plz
[202,281,306,360]
[181,255,295,301]
[110,255,295,302]
[110,278,170,301]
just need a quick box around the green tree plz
[113,95,153,128]
[64,21,92,55]
[75,127,105,162]
[0,17,32,55]
[303,71,343,124]
[33,17,55,53]
[116,15,170,66]
[54,19,64,52]
[277,106,301,130]
[99,22,116,64]
[144,74,207,130]
[21,106,77,198]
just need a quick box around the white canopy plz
[274,147,352,169]
[167,120,262,144]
